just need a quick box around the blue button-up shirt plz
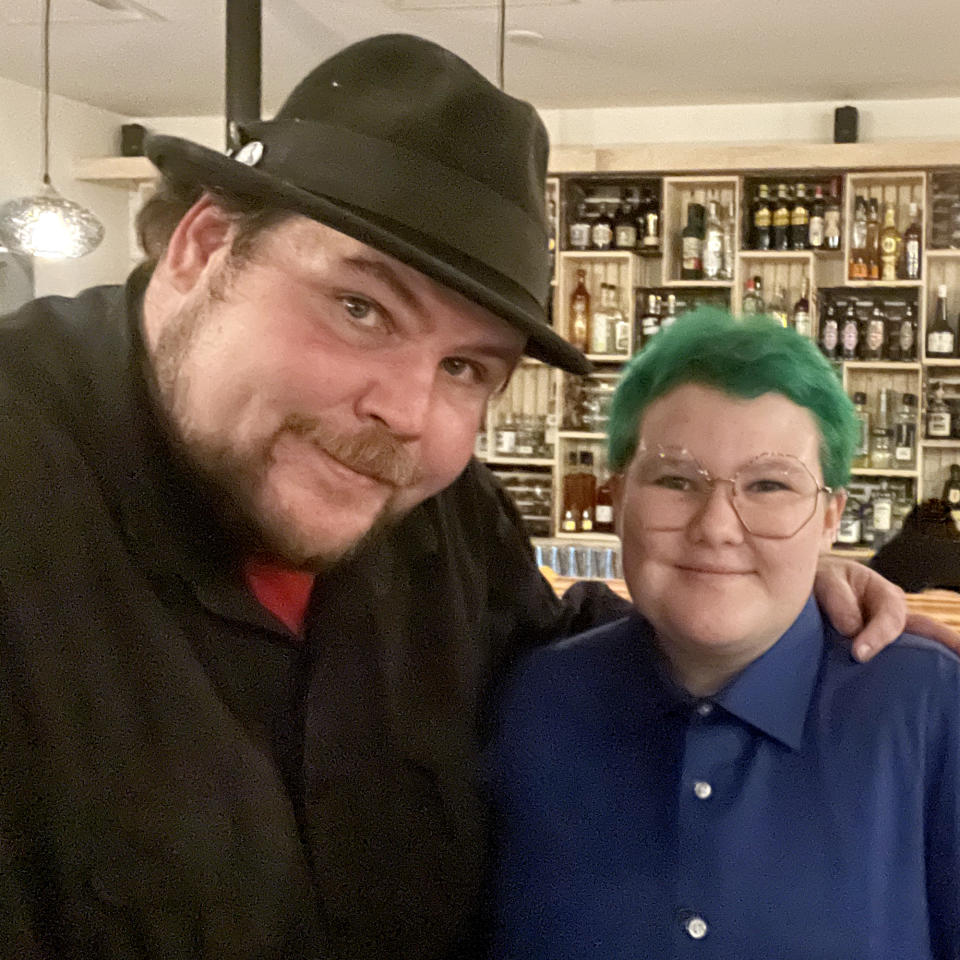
[485,597,960,959]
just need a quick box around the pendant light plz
[0,0,104,260]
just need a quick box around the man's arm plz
[814,554,960,661]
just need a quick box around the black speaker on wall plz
[834,106,859,144]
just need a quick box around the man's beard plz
[145,289,423,572]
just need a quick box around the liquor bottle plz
[901,202,922,280]
[861,305,886,360]
[496,411,517,455]
[927,381,953,438]
[613,197,638,251]
[721,204,736,280]
[569,268,591,352]
[851,392,870,468]
[640,293,661,345]
[879,202,902,282]
[579,450,597,530]
[898,302,917,361]
[865,198,881,280]
[824,184,842,251]
[751,183,772,250]
[561,450,582,531]
[681,203,705,279]
[840,302,859,360]
[589,283,613,355]
[641,189,661,249]
[792,277,812,338]
[893,392,918,468]
[595,468,615,534]
[808,185,826,249]
[943,464,960,528]
[790,183,810,250]
[836,493,863,546]
[871,482,894,548]
[849,195,868,279]
[702,200,724,280]
[590,203,614,250]
[927,285,956,358]
[769,286,789,327]
[742,277,763,315]
[869,388,892,468]
[819,302,839,359]
[661,293,678,331]
[611,286,630,355]
[772,184,791,251]
[568,200,591,250]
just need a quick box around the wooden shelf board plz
[558,431,607,439]
[663,279,734,288]
[72,155,157,184]
[842,361,921,371]
[829,546,875,559]
[849,468,919,478]
[842,279,923,288]
[485,457,555,466]
[739,250,814,260]
[922,357,960,366]
[922,439,960,448]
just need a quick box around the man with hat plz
[0,33,939,960]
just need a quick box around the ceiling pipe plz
[225,0,262,150]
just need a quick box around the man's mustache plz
[280,414,424,487]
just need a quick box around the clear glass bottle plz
[742,277,763,315]
[835,493,863,546]
[871,482,894,548]
[792,277,811,338]
[869,388,892,468]
[866,198,881,280]
[893,392,918,468]
[927,381,953,438]
[589,283,613,355]
[849,195,868,280]
[768,286,789,328]
[901,202,922,280]
[702,200,724,280]
[641,293,661,346]
[569,268,590,353]
[851,391,871,468]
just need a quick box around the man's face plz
[614,383,845,678]
[144,201,525,570]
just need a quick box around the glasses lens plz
[631,449,709,529]
[733,456,820,537]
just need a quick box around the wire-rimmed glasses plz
[625,444,834,539]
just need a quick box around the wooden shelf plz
[842,361,921,371]
[558,431,607,439]
[554,532,620,543]
[922,439,960,448]
[739,250,814,260]
[663,279,734,288]
[485,457,555,466]
[925,249,960,259]
[585,353,630,362]
[72,155,157,185]
[923,357,960,366]
[841,279,923,288]
[849,468,919,478]
[829,546,875,560]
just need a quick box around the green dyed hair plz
[607,307,858,489]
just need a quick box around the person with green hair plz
[486,308,960,958]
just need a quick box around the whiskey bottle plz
[640,293,662,346]
[614,197,638,250]
[790,183,810,250]
[742,277,763,315]
[901,202,922,280]
[772,184,791,251]
[898,302,917,361]
[927,285,956,359]
[840,302,859,360]
[819,303,839,358]
[590,203,614,250]
[569,268,591,352]
[861,305,886,360]
[849,196,868,280]
[927,381,953,438]
[702,200,724,280]
[894,393,918,468]
[568,201,591,251]
[595,468,615,534]
[792,277,812,338]
[808,185,826,249]
[589,283,613,355]
[824,184,842,251]
[751,183,772,250]
[879,202,902,282]
[640,189,661,249]
[721,204,736,280]
[681,203,705,279]
[866,198,881,280]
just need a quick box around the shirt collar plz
[712,595,825,752]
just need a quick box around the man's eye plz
[340,296,382,327]
[653,474,695,492]
[441,356,486,384]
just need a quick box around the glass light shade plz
[0,183,104,260]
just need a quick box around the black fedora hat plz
[145,33,589,376]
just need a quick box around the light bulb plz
[0,184,104,260]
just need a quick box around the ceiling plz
[0,0,958,118]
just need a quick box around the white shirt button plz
[685,915,708,939]
[696,701,713,717]
[693,780,712,800]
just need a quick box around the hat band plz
[237,119,550,304]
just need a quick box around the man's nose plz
[356,354,435,439]
[687,479,746,545]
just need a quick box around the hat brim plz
[145,135,590,377]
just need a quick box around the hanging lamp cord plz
[41,0,51,185]
[496,0,506,91]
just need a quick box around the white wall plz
[0,76,131,298]
[142,94,960,153]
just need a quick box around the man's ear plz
[162,194,234,294]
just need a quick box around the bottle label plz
[808,217,824,247]
[569,223,590,249]
[929,413,952,437]
[793,310,811,337]
[905,240,920,278]
[842,322,858,352]
[703,234,723,278]
[773,208,790,228]
[615,320,630,354]
[881,236,898,255]
[836,515,861,544]
[824,210,841,238]
[873,499,892,532]
[590,317,610,355]
[866,320,884,351]
[595,504,614,524]
[754,209,771,228]
[791,209,809,227]
[496,429,516,454]
[951,489,960,505]
[591,222,613,249]
[615,225,637,249]
[899,322,915,353]
[821,320,838,351]
[681,236,702,270]
[643,212,660,245]
[929,331,956,355]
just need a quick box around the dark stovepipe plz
[225,0,262,151]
